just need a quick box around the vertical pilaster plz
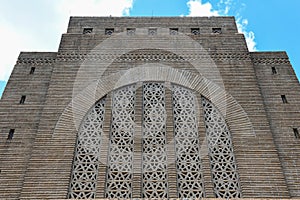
[132,83,143,198]
[96,94,112,198]
[195,93,215,198]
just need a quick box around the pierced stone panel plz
[170,28,179,35]
[68,82,245,199]
[68,98,106,199]
[127,28,136,35]
[172,84,205,198]
[105,85,136,198]
[148,28,157,35]
[142,82,169,198]
[191,28,200,35]
[201,97,242,198]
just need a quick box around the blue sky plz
[0,0,299,98]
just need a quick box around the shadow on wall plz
[0,81,7,99]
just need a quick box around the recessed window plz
[105,28,114,35]
[83,28,93,34]
[127,28,135,35]
[20,95,26,104]
[148,28,157,35]
[272,67,277,74]
[212,27,222,34]
[7,129,15,140]
[29,67,35,74]
[191,28,200,35]
[170,28,179,35]
[281,95,288,104]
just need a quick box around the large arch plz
[66,81,243,198]
[53,65,254,198]
[56,64,253,135]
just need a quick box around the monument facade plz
[0,17,299,199]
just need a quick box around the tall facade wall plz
[0,52,56,199]
[252,52,300,197]
[0,17,299,199]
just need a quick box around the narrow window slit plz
[281,95,288,104]
[30,67,35,74]
[20,95,26,104]
[293,128,299,139]
[272,67,277,74]
[7,129,15,140]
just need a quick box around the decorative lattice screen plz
[68,83,242,199]
[202,97,242,198]
[142,82,169,198]
[105,85,136,198]
[68,98,106,199]
[172,84,205,198]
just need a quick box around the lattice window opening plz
[127,28,136,35]
[202,96,242,198]
[212,27,222,34]
[68,98,106,199]
[105,85,136,199]
[191,28,200,35]
[142,82,169,198]
[148,28,157,35]
[105,28,114,35]
[172,84,205,198]
[170,28,179,35]
[83,28,93,34]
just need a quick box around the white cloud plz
[0,0,134,82]
[218,0,232,15]
[0,19,27,80]
[223,0,232,15]
[187,0,219,16]
[59,0,133,17]
[187,0,257,51]
[236,18,257,51]
[245,31,256,51]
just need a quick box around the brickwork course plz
[0,16,299,199]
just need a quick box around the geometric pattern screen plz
[202,97,242,198]
[142,83,168,198]
[172,85,205,198]
[105,84,136,198]
[68,82,242,198]
[68,98,106,199]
